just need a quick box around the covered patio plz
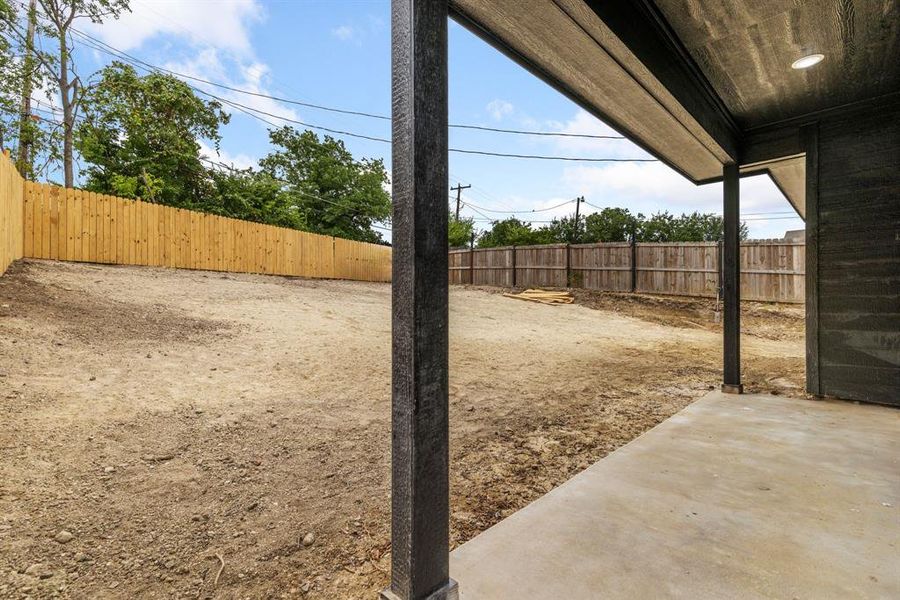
[451,391,900,598]
[383,1,898,598]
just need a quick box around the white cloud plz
[331,25,358,42]
[199,140,257,171]
[82,0,295,129]
[550,109,650,158]
[86,0,265,55]
[162,49,300,127]
[561,163,799,237]
[486,99,514,121]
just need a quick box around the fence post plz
[630,237,637,293]
[469,232,475,285]
[511,245,516,288]
[716,239,723,302]
[565,243,571,288]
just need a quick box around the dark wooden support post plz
[721,163,742,394]
[511,245,517,288]
[801,123,820,396]
[384,1,457,599]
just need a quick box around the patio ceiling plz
[656,0,900,129]
[450,0,900,216]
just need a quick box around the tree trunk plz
[58,32,74,188]
[17,0,38,178]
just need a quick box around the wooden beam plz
[721,163,742,394]
[583,0,740,162]
[801,123,820,396]
[384,1,457,599]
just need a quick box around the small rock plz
[54,530,75,544]
[301,581,312,593]
[103,466,115,474]
[25,563,53,579]
[89,376,96,381]
[301,532,315,547]
[75,553,90,562]
[194,409,204,415]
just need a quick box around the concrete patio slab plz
[451,391,900,599]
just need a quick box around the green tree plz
[34,0,131,187]
[670,211,748,242]
[448,214,474,248]
[535,215,584,244]
[477,218,548,248]
[0,0,59,178]
[636,211,748,242]
[583,207,641,242]
[205,167,304,229]
[76,62,229,205]
[259,127,390,243]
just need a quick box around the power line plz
[461,198,577,214]
[61,22,626,141]
[460,202,497,223]
[62,27,652,162]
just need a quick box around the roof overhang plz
[450,1,899,218]
[449,0,739,184]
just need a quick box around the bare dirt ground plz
[0,260,805,599]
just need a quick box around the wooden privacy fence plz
[0,156,25,274]
[450,240,805,303]
[0,160,391,282]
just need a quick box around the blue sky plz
[73,0,803,239]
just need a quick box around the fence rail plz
[450,240,804,303]
[0,154,391,282]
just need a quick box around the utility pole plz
[451,182,471,220]
[17,0,38,178]
[572,196,583,243]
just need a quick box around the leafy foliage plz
[35,0,132,186]
[75,62,229,205]
[0,0,61,179]
[259,127,390,243]
[477,208,748,247]
[477,218,552,248]
[204,167,304,229]
[584,207,641,242]
[448,214,475,248]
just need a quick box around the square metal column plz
[383,1,457,599]
[721,163,742,394]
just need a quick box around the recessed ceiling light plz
[791,54,825,70]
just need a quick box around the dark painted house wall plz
[812,103,900,405]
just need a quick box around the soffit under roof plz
[653,0,900,128]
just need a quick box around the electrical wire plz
[62,27,653,162]
[62,20,626,140]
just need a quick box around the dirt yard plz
[0,260,805,599]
